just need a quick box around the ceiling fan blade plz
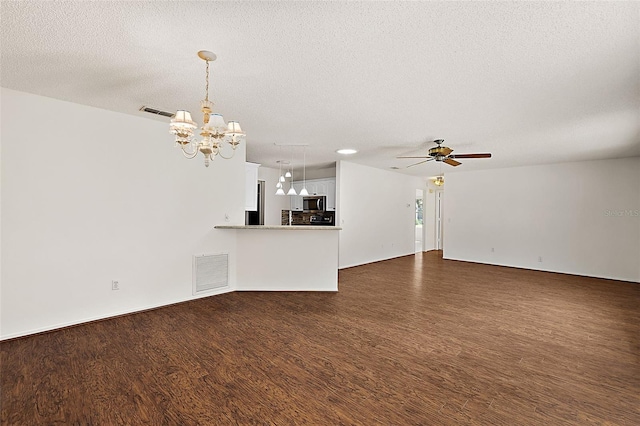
[405,158,434,168]
[444,158,461,167]
[440,147,453,156]
[397,156,431,159]
[449,153,492,159]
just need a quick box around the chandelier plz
[169,51,245,167]
[434,176,444,186]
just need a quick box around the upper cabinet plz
[309,180,328,197]
[290,182,304,211]
[292,177,336,211]
[325,179,336,211]
[245,162,260,211]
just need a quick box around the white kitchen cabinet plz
[290,182,304,211]
[297,178,336,211]
[325,179,336,211]
[245,162,260,211]
[304,179,329,196]
[315,181,329,196]
[305,181,317,196]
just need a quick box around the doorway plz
[245,180,265,225]
[415,189,424,253]
[436,190,444,250]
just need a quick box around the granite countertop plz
[214,225,342,231]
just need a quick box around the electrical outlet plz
[538,256,543,263]
[112,280,120,290]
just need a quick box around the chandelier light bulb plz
[276,188,286,196]
[287,186,297,196]
[299,187,309,196]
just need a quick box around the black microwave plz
[303,196,326,211]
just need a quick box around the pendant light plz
[286,165,297,195]
[299,147,309,196]
[275,160,285,195]
[286,148,297,196]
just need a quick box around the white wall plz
[234,229,339,291]
[337,161,426,268]
[258,166,290,225]
[302,165,336,180]
[444,158,640,282]
[1,88,246,339]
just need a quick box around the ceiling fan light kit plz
[170,51,246,167]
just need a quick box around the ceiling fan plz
[397,139,492,168]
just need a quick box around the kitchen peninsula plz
[215,225,341,292]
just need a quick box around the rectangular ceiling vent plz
[193,254,229,295]
[139,106,175,118]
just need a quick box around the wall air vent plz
[193,254,229,295]
[139,106,175,118]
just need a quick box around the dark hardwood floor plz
[2,251,639,425]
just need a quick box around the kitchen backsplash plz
[282,210,335,226]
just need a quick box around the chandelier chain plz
[205,60,210,102]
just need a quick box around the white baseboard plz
[236,288,338,292]
[339,251,415,270]
[0,287,234,341]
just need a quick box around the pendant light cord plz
[290,148,295,186]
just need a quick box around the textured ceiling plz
[2,1,639,175]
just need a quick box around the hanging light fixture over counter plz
[169,51,246,167]
[274,144,310,196]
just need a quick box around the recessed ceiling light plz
[336,148,357,155]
